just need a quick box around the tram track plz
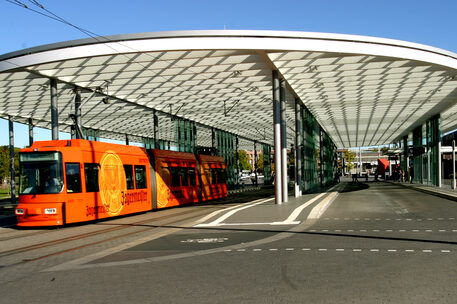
[0,229,57,242]
[0,207,207,258]
[0,190,273,267]
[20,210,208,264]
[0,190,269,244]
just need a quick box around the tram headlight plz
[44,208,57,214]
[15,208,25,215]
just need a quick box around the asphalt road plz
[1,182,456,303]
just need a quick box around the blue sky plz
[1,0,457,147]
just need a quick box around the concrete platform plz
[389,181,457,202]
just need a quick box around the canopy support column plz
[427,115,441,187]
[254,141,258,186]
[295,98,302,197]
[153,110,158,148]
[236,136,239,184]
[212,128,215,149]
[74,88,85,139]
[50,78,59,140]
[272,70,282,204]
[9,116,16,205]
[319,128,323,187]
[452,140,456,190]
[280,78,288,203]
[28,118,34,146]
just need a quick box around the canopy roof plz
[1,30,457,148]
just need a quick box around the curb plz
[228,186,262,195]
[389,182,457,202]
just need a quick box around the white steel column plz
[280,78,288,203]
[437,139,442,187]
[9,116,16,205]
[295,98,302,197]
[452,140,456,190]
[254,141,258,186]
[28,118,33,147]
[272,70,282,204]
[50,78,59,140]
[74,87,83,139]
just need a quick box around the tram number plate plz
[44,208,57,214]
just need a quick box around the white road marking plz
[307,192,339,220]
[181,238,228,243]
[195,198,274,227]
[213,222,288,226]
[223,248,454,254]
[271,192,326,225]
[304,217,456,221]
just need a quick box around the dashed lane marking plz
[221,248,453,254]
[306,229,456,233]
[323,217,456,221]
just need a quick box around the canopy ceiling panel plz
[1,30,457,148]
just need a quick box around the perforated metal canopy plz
[1,30,457,148]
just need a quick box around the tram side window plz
[124,165,134,189]
[84,163,99,192]
[180,167,189,187]
[216,168,226,184]
[66,163,82,193]
[189,167,197,186]
[171,167,180,187]
[211,168,217,184]
[204,169,211,184]
[135,165,147,189]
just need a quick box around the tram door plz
[64,162,86,223]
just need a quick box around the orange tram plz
[15,139,228,226]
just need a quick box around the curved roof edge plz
[1,29,457,61]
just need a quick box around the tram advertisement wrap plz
[99,151,127,216]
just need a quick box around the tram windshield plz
[19,152,64,194]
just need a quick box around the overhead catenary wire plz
[6,0,268,105]
[4,0,275,146]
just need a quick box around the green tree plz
[0,146,20,185]
[344,149,356,172]
[257,153,264,173]
[237,150,252,171]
